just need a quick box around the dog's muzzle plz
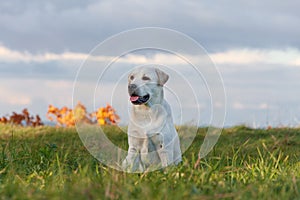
[128,84,150,105]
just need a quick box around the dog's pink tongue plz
[130,96,139,102]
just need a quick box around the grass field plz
[0,124,299,199]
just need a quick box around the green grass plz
[0,124,299,199]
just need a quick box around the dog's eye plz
[142,76,150,81]
[129,75,134,80]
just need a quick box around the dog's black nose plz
[128,84,137,91]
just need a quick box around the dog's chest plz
[131,105,155,126]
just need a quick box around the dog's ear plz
[155,68,169,86]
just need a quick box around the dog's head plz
[128,67,169,106]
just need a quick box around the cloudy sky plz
[0,0,300,127]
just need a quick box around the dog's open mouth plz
[130,94,150,105]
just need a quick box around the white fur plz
[122,67,182,172]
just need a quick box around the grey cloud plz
[1,0,300,53]
[0,0,96,14]
[220,63,300,99]
[0,61,78,80]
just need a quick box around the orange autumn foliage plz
[47,102,120,127]
[0,109,43,127]
[93,104,120,125]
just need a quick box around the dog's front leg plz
[157,148,169,167]
[150,133,170,167]
[122,146,143,172]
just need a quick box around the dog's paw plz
[122,157,145,173]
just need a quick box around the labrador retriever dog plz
[122,67,182,172]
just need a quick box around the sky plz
[0,0,300,127]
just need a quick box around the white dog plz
[122,67,182,172]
